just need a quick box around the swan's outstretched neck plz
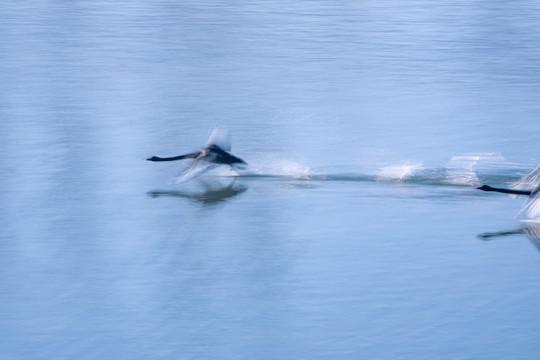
[476,185,532,196]
[147,156,181,162]
[146,151,200,162]
[147,154,190,162]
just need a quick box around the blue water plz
[2,1,540,359]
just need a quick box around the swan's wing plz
[511,164,540,191]
[176,160,217,183]
[511,166,540,218]
[206,127,232,151]
[516,190,540,220]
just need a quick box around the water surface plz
[2,1,540,359]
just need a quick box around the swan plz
[146,128,246,182]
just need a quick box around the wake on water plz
[164,128,518,188]
[174,151,521,189]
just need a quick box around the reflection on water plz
[524,223,540,252]
[479,222,540,254]
[478,229,524,239]
[147,183,248,206]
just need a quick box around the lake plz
[2,1,540,359]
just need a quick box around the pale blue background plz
[2,1,540,359]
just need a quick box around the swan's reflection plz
[148,181,248,206]
[478,221,540,253]
[524,223,540,252]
